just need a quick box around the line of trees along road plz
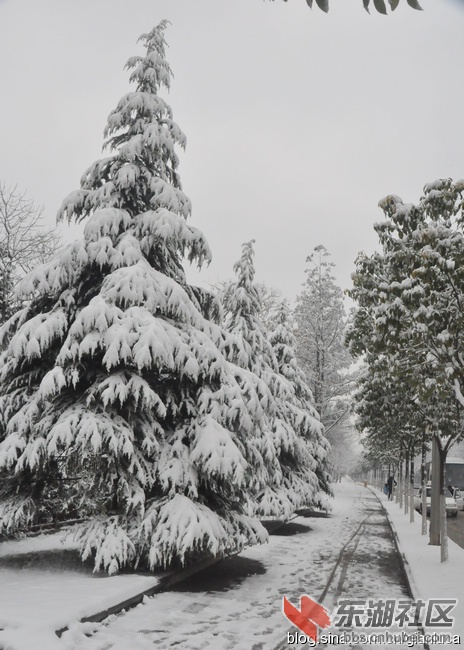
[347,180,464,561]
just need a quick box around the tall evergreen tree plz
[222,242,324,516]
[268,301,331,508]
[222,241,276,374]
[294,245,354,434]
[0,22,269,573]
[222,242,287,516]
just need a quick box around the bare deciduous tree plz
[0,183,60,323]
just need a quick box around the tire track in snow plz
[274,494,430,650]
[66,483,428,650]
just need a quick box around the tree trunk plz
[439,442,449,563]
[397,457,402,507]
[410,454,415,523]
[430,433,441,545]
[421,430,427,536]
[404,451,409,515]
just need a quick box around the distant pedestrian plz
[387,475,397,500]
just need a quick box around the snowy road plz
[65,481,418,650]
[442,510,464,550]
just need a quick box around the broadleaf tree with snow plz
[0,22,272,573]
[350,350,427,508]
[347,181,464,557]
[270,0,422,14]
[221,242,326,517]
[348,182,464,449]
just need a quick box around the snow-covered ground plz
[0,480,462,650]
[67,481,409,650]
[382,489,464,649]
[0,532,160,650]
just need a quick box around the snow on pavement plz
[66,480,418,650]
[381,487,464,650]
[0,532,160,650]
[1,480,462,649]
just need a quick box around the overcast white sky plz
[1,0,464,303]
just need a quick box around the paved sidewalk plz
[382,486,464,650]
[65,481,417,650]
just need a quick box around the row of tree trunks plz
[382,428,450,562]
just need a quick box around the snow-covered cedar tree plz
[221,241,323,517]
[213,279,283,333]
[268,301,332,509]
[0,21,270,573]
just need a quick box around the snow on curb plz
[56,554,221,635]
[367,484,464,650]
[0,531,225,649]
[0,531,158,650]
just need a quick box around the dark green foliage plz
[276,0,422,13]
